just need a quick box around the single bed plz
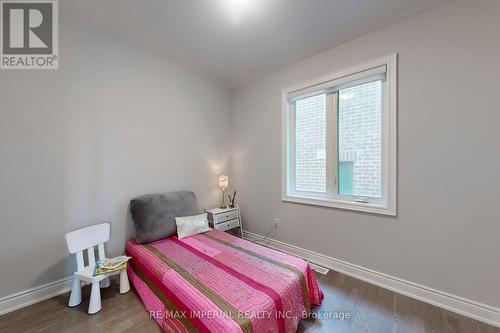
[125,229,323,333]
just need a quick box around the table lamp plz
[218,175,229,208]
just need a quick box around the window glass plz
[338,81,382,198]
[295,94,326,193]
[339,161,354,195]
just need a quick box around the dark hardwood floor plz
[1,271,498,333]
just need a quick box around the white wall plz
[230,0,500,309]
[0,21,230,298]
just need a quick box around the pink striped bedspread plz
[125,229,323,333]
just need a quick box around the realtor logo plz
[1,0,58,69]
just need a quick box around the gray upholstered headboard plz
[130,191,199,244]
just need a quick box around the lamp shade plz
[218,175,229,188]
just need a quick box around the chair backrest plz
[65,223,110,271]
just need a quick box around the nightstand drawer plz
[213,210,239,224]
[214,218,239,231]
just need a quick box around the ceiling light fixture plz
[220,0,258,24]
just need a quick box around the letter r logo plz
[2,2,53,54]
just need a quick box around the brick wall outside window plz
[338,81,381,198]
[294,80,381,197]
[295,94,326,193]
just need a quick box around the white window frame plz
[282,53,397,216]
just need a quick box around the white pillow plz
[175,213,210,239]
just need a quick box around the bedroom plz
[0,0,499,332]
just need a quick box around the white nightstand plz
[205,206,242,237]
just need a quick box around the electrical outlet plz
[274,218,280,227]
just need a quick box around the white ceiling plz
[62,0,444,88]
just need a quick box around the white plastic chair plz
[65,222,130,314]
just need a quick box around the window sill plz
[282,194,396,216]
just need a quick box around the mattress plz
[125,229,324,333]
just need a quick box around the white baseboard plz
[0,276,73,316]
[243,230,500,328]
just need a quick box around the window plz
[295,94,326,193]
[282,54,397,215]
